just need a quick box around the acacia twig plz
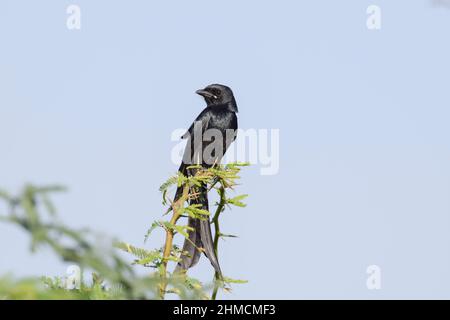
[159,184,189,299]
[211,185,226,300]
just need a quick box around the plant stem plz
[211,186,226,300]
[159,185,189,299]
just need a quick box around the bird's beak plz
[196,89,217,99]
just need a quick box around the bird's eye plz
[213,89,221,96]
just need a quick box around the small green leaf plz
[223,277,248,284]
[144,221,162,243]
[159,175,178,192]
[184,204,210,220]
[41,194,57,216]
[227,194,248,207]
[219,233,238,239]
[0,189,12,201]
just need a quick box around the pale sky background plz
[1,0,450,299]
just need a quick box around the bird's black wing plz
[181,106,212,140]
[177,107,211,178]
[174,106,222,275]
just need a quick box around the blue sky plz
[1,0,450,299]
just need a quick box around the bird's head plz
[196,84,238,112]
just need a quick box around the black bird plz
[174,84,238,276]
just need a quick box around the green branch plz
[211,185,226,300]
[0,162,249,300]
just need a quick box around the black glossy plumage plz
[174,84,238,276]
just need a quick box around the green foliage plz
[226,194,249,208]
[0,273,128,300]
[0,162,249,300]
[0,276,80,300]
[149,162,249,299]
[0,184,159,299]
[114,242,164,267]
